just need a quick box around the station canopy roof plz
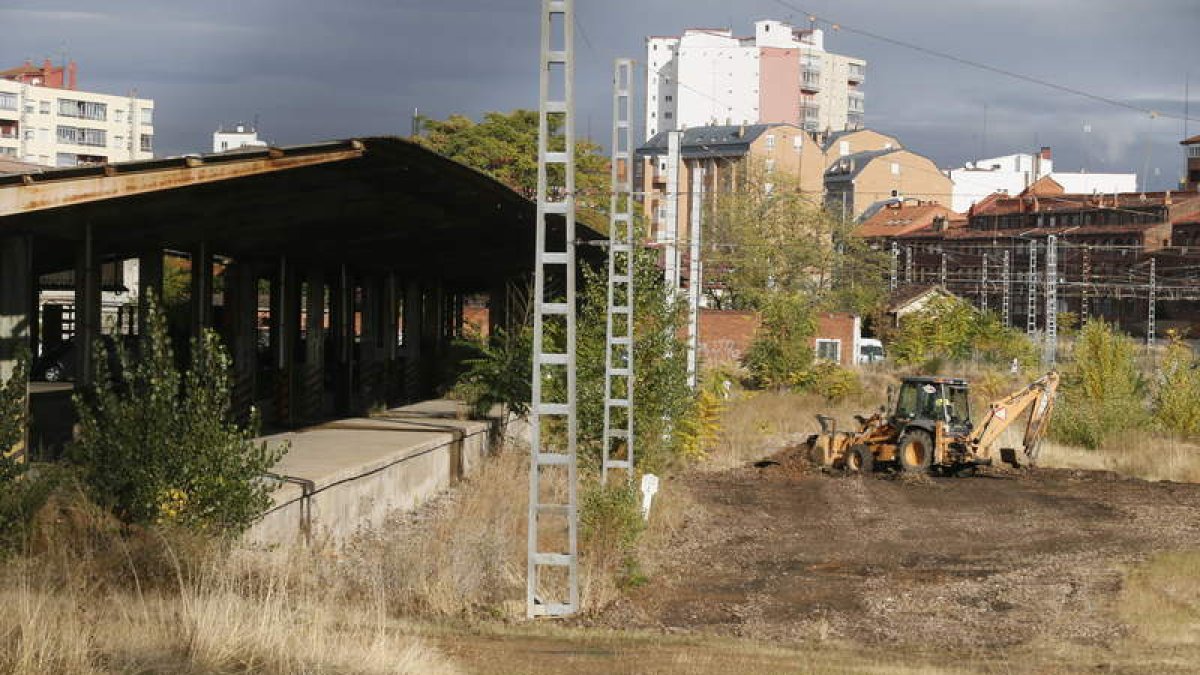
[0,137,600,290]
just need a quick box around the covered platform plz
[0,136,595,457]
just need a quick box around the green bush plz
[451,326,533,420]
[0,348,27,456]
[890,296,1036,367]
[70,292,286,534]
[1153,336,1200,438]
[794,360,863,403]
[1052,319,1150,450]
[742,292,816,389]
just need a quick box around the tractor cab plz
[892,376,972,436]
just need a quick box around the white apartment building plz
[213,123,267,153]
[645,20,865,140]
[0,63,154,167]
[948,147,1137,212]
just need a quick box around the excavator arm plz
[966,371,1059,466]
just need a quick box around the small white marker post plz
[640,473,660,520]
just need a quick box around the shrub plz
[0,351,60,553]
[890,296,1036,367]
[795,360,863,404]
[70,292,286,534]
[1052,319,1150,450]
[1153,335,1200,439]
[451,326,533,420]
[742,292,816,389]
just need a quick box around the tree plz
[70,292,286,533]
[1052,319,1150,450]
[414,110,610,221]
[1154,333,1200,439]
[888,296,1036,367]
[703,160,887,315]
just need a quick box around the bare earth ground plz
[410,444,1200,674]
[563,446,1200,672]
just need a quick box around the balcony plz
[848,63,865,84]
[801,67,822,92]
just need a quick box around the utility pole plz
[663,131,682,296]
[1026,241,1038,336]
[1001,249,1011,327]
[601,58,635,486]
[686,164,704,389]
[1043,235,1057,365]
[1148,256,1157,347]
[527,0,578,619]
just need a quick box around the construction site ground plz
[557,445,1200,674]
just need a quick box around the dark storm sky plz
[4,0,1197,190]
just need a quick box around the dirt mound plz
[748,442,820,480]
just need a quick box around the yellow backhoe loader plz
[806,372,1059,476]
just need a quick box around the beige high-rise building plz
[0,59,154,167]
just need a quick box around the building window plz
[665,95,673,102]
[765,158,775,173]
[56,125,107,147]
[891,162,900,175]
[816,339,841,363]
[765,134,776,150]
[38,101,50,114]
[140,108,153,125]
[664,112,673,120]
[140,134,153,152]
[115,109,125,123]
[793,136,803,150]
[839,140,850,156]
[58,98,108,121]
[0,93,15,111]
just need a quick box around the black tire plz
[896,430,934,474]
[844,444,874,474]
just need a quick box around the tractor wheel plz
[843,444,874,474]
[896,430,934,474]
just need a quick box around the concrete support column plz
[488,280,509,338]
[402,281,424,401]
[137,249,163,336]
[74,224,101,385]
[225,261,258,425]
[330,265,353,414]
[303,267,325,420]
[383,273,398,362]
[271,256,300,426]
[190,241,213,339]
[0,235,32,459]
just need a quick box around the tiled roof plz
[1181,135,1200,145]
[637,123,804,159]
[854,203,962,239]
[971,191,1200,217]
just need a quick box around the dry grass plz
[0,557,459,675]
[1038,434,1200,483]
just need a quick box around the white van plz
[857,338,885,364]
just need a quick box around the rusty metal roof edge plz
[0,139,364,188]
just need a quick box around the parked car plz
[31,335,134,383]
[857,338,885,365]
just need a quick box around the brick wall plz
[698,309,760,364]
[813,312,859,366]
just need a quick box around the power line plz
[767,0,1199,124]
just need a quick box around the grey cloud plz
[2,0,1196,190]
